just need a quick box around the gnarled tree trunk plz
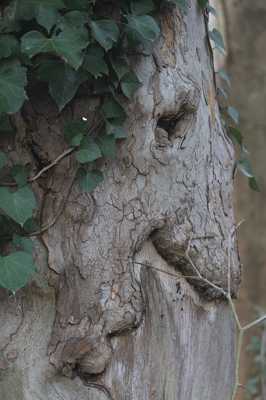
[0,2,240,399]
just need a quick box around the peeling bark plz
[0,2,240,399]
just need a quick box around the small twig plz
[0,119,104,187]
[0,147,75,187]
[29,147,75,183]
[243,315,266,332]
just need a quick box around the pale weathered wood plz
[0,2,239,399]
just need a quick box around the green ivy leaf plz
[126,15,160,44]
[249,177,260,192]
[64,120,88,146]
[79,170,104,192]
[3,0,65,25]
[206,4,217,16]
[76,137,102,163]
[83,46,109,78]
[109,54,129,80]
[0,35,19,59]
[37,60,88,110]
[131,0,155,15]
[0,61,27,114]
[35,6,59,33]
[237,158,254,178]
[0,113,15,134]
[21,28,89,70]
[217,68,231,87]
[217,87,228,100]
[11,165,28,187]
[0,251,36,293]
[13,234,34,254]
[63,0,90,10]
[197,0,208,9]
[227,106,239,125]
[209,28,225,55]
[0,151,7,170]
[228,126,242,146]
[106,121,127,139]
[97,135,116,159]
[102,97,127,122]
[121,71,141,98]
[0,185,37,226]
[58,11,88,31]
[90,19,119,52]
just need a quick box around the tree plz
[0,1,240,399]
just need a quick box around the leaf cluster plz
[0,0,197,292]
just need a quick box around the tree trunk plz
[0,2,240,399]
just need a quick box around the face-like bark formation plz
[0,3,240,400]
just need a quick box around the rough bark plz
[0,2,240,399]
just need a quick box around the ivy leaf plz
[0,251,36,293]
[21,28,89,70]
[109,54,129,80]
[228,126,242,146]
[11,165,28,187]
[76,138,102,163]
[0,151,7,170]
[79,170,104,192]
[0,61,27,114]
[217,87,228,100]
[35,6,59,33]
[197,0,208,9]
[58,11,88,31]
[227,106,240,125]
[37,60,88,110]
[83,46,109,78]
[0,186,37,226]
[126,15,160,44]
[64,120,88,146]
[90,20,119,52]
[249,177,260,192]
[0,114,15,134]
[13,234,34,254]
[121,71,141,98]
[0,35,19,59]
[209,28,225,54]
[217,68,231,87]
[131,0,155,15]
[206,4,217,16]
[97,135,116,159]
[102,97,127,123]
[63,0,90,10]
[3,0,65,25]
[237,158,254,178]
[49,67,87,111]
[106,121,127,139]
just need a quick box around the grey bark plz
[0,2,240,399]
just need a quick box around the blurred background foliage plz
[212,1,266,398]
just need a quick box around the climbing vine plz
[0,0,258,292]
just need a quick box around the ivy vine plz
[0,0,257,293]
